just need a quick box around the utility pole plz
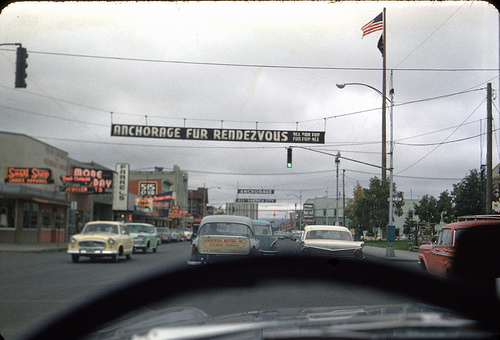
[335,152,340,225]
[486,83,493,213]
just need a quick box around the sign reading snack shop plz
[111,124,325,144]
[5,167,54,184]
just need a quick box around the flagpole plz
[381,7,387,182]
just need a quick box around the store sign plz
[113,163,129,211]
[139,182,157,196]
[153,192,172,217]
[60,167,113,194]
[303,203,314,219]
[5,167,54,184]
[111,124,325,144]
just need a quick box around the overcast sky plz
[0,1,498,219]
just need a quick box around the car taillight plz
[301,247,311,256]
[191,243,197,254]
[354,249,363,259]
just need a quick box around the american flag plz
[361,12,383,38]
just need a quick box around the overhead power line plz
[2,48,498,72]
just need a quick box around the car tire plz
[71,254,79,263]
[126,253,131,260]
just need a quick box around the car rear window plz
[199,223,253,237]
[306,230,353,241]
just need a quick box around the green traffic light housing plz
[15,46,28,88]
[287,147,292,168]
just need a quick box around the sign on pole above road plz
[111,124,325,144]
[236,198,276,203]
[238,189,274,195]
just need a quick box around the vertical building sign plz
[113,163,129,211]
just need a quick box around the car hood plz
[73,233,121,239]
[129,232,152,238]
[88,303,484,340]
[303,239,363,249]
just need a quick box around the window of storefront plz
[56,210,65,229]
[41,209,52,229]
[23,202,39,229]
[0,199,15,228]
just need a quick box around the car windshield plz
[1,1,499,340]
[306,230,353,241]
[83,224,118,234]
[128,225,153,233]
[199,223,253,237]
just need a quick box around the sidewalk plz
[0,242,67,253]
[363,245,418,262]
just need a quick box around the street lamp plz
[202,186,221,216]
[336,82,395,257]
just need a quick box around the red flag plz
[361,12,383,38]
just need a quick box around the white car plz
[298,225,364,260]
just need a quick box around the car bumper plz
[300,246,365,260]
[260,250,279,256]
[68,249,120,255]
[187,252,254,265]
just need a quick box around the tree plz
[344,182,363,231]
[452,169,486,217]
[414,194,441,224]
[351,177,404,237]
[437,190,454,223]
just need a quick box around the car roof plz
[201,215,253,226]
[125,222,155,227]
[303,225,350,232]
[85,221,125,226]
[442,219,500,230]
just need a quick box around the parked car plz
[156,227,171,243]
[418,215,500,280]
[291,230,303,241]
[183,228,193,240]
[188,215,260,265]
[170,229,181,242]
[252,220,278,255]
[126,223,161,253]
[297,225,364,259]
[67,221,134,263]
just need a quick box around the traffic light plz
[287,147,292,168]
[15,46,28,88]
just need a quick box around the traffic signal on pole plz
[287,147,292,168]
[15,46,28,88]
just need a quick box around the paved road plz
[0,241,190,340]
[0,239,420,340]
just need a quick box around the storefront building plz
[1,132,192,243]
[0,132,69,243]
[113,165,190,229]
[0,132,115,244]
